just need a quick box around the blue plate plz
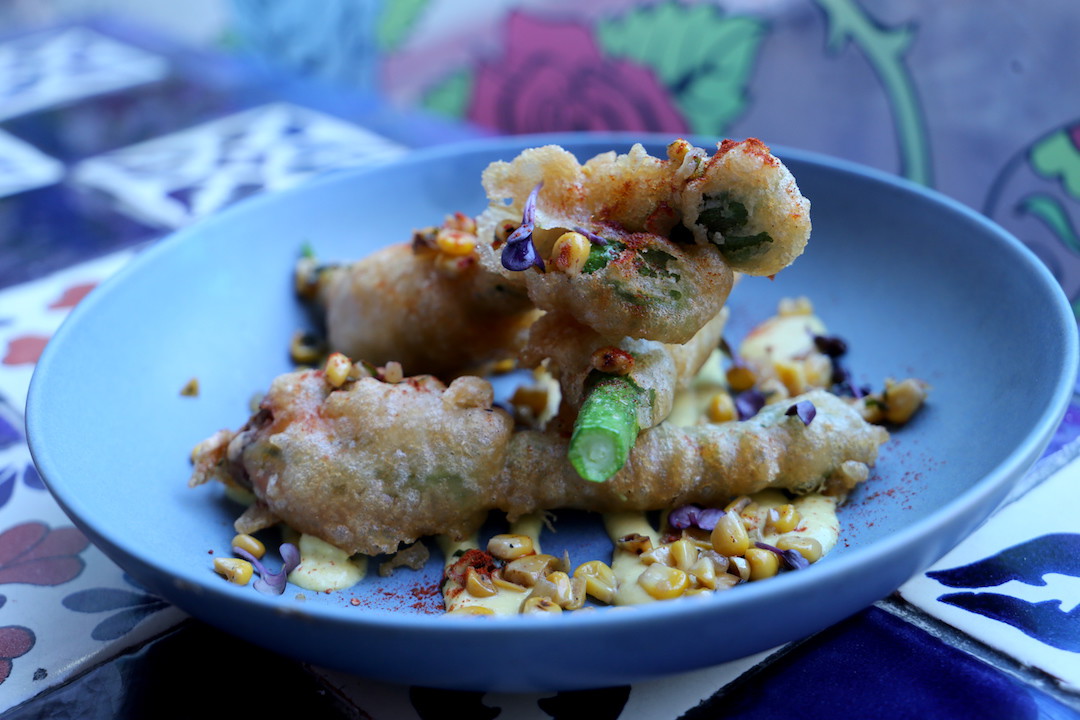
[26,132,1078,692]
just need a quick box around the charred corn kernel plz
[510,386,549,418]
[724,496,753,514]
[382,361,403,384]
[714,573,742,591]
[213,557,253,585]
[574,561,617,604]
[443,211,477,234]
[615,533,653,555]
[324,352,352,387]
[778,296,813,316]
[638,564,689,600]
[550,231,592,275]
[590,346,635,376]
[765,505,801,535]
[491,573,527,593]
[521,596,562,614]
[449,605,495,616]
[669,539,700,572]
[503,553,558,587]
[641,544,674,567]
[776,536,824,563]
[745,547,780,580]
[883,378,929,424]
[775,361,808,396]
[487,534,536,561]
[725,365,757,393]
[231,533,265,559]
[667,138,693,164]
[712,512,750,557]
[531,571,576,608]
[290,330,324,365]
[435,228,477,256]
[728,556,751,581]
[706,392,737,423]
[465,567,498,598]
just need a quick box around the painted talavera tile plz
[897,456,1080,691]
[70,103,407,230]
[0,27,168,122]
[0,130,63,198]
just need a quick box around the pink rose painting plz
[468,12,688,135]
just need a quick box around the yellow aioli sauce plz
[287,533,368,592]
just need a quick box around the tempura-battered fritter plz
[190,366,886,556]
[474,139,810,343]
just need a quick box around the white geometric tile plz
[898,458,1080,691]
[0,27,168,121]
[70,102,406,229]
[0,129,63,198]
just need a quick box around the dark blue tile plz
[684,606,1080,720]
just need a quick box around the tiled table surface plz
[1,20,1080,720]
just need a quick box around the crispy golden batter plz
[313,243,536,378]
[191,367,885,556]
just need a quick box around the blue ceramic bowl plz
[26,133,1077,692]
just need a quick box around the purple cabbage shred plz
[755,541,810,571]
[501,182,546,272]
[785,400,817,426]
[234,543,301,595]
[669,504,725,531]
[572,226,608,245]
[735,389,766,420]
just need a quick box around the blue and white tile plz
[0,26,168,122]
[898,458,1080,691]
[0,129,62,198]
[70,102,406,230]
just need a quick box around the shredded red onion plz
[572,226,608,245]
[735,389,766,420]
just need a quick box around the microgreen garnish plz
[234,543,300,595]
[669,504,725,531]
[501,182,545,272]
[755,541,810,570]
[785,400,817,426]
[572,226,608,245]
[735,389,766,420]
[813,334,848,357]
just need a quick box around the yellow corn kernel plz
[745,547,780,581]
[435,228,477,256]
[231,533,265,559]
[503,553,558,587]
[724,496,753,514]
[725,365,757,393]
[590,346,635,376]
[494,219,519,245]
[638,564,689,600]
[728,556,751,581]
[667,138,693,164]
[443,211,477,234]
[449,605,495,616]
[574,560,617,604]
[778,296,814,316]
[381,361,404,384]
[669,539,700,572]
[706,392,737,423]
[465,567,498,598]
[776,535,824,563]
[774,361,808,396]
[714,573,742,591]
[213,557,253,585]
[688,555,718,589]
[550,231,592,276]
[530,571,577,609]
[615,533,653,555]
[765,504,801,535]
[487,534,535,562]
[640,544,674,567]
[289,330,323,366]
[324,352,352,388]
[882,378,929,425]
[520,596,563,614]
[711,512,750,557]
[804,353,834,388]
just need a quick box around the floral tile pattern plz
[0,129,63,198]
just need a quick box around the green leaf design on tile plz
[377,0,429,51]
[1019,193,1080,254]
[596,1,767,135]
[422,68,474,119]
[1030,129,1080,200]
